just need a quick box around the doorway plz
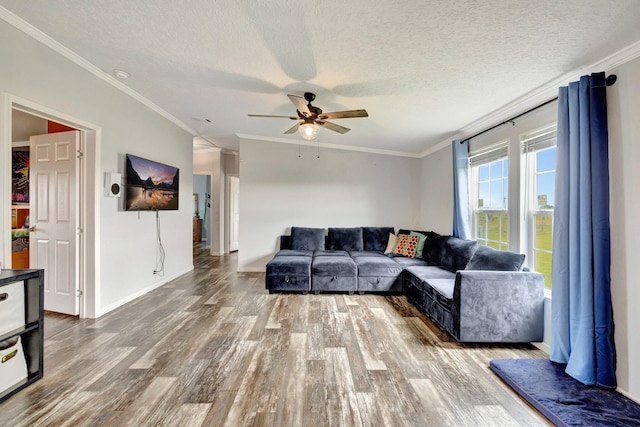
[3,95,98,318]
[193,174,211,247]
[228,176,239,252]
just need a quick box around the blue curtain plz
[550,72,616,389]
[452,139,471,240]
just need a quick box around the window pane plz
[487,213,501,242]
[490,161,502,180]
[478,182,490,208]
[490,180,504,208]
[534,214,553,251]
[535,249,553,289]
[537,172,555,208]
[537,148,556,173]
[476,213,487,239]
[500,213,508,243]
[479,165,489,181]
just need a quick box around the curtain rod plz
[460,74,617,144]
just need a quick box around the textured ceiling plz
[2,0,640,154]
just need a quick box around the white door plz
[229,176,239,252]
[29,131,79,315]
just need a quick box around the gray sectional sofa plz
[265,226,545,343]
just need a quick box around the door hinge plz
[77,289,83,297]
[77,227,83,234]
[77,150,84,159]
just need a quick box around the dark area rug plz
[490,358,640,426]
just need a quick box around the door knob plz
[29,225,36,232]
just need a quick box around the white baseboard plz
[96,265,194,317]
[618,387,640,404]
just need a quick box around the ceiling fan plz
[248,92,368,140]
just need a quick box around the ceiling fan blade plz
[248,114,299,119]
[284,122,302,134]
[318,109,369,120]
[288,95,311,117]
[316,120,350,134]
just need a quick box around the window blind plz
[521,126,557,153]
[469,140,508,167]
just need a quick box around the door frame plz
[2,93,100,318]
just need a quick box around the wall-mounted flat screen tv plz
[125,153,179,211]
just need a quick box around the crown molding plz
[422,39,640,159]
[0,6,196,136]
[237,133,422,158]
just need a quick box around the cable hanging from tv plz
[153,209,166,276]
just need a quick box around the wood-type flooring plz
[0,245,551,426]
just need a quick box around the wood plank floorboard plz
[0,245,552,426]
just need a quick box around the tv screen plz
[125,154,179,211]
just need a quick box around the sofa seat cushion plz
[353,255,403,277]
[312,255,357,276]
[328,227,364,251]
[404,266,456,281]
[313,250,349,257]
[423,278,455,300]
[348,250,374,258]
[390,256,430,268]
[276,249,313,257]
[267,255,312,276]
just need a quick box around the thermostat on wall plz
[105,172,122,197]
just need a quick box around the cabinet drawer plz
[0,281,26,336]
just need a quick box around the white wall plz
[608,55,640,398]
[238,138,422,271]
[419,145,453,234]
[0,19,194,316]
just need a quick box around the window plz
[470,142,509,250]
[522,127,557,289]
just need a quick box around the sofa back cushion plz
[465,245,526,271]
[291,227,326,251]
[328,227,364,251]
[424,235,478,272]
[362,227,395,252]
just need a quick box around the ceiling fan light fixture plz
[299,122,319,140]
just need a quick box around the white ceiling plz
[2,0,640,155]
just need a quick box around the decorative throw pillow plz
[410,231,427,258]
[465,245,526,271]
[393,234,419,258]
[384,233,397,254]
